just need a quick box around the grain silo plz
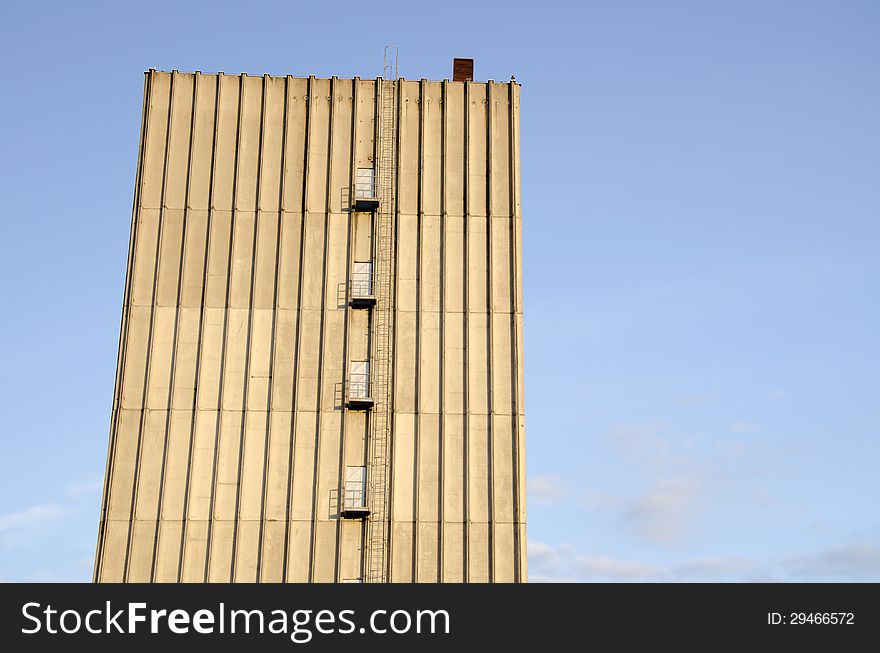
[95,57,526,582]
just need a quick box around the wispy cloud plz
[527,475,568,505]
[527,539,574,576]
[786,545,880,581]
[527,544,761,583]
[527,540,576,581]
[0,489,98,580]
[0,505,65,533]
[622,478,700,544]
[527,540,669,582]
[528,539,880,583]
[673,556,759,581]
[574,555,662,581]
[528,540,660,582]
[607,423,669,462]
[580,491,623,511]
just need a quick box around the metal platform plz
[332,480,372,520]
[345,395,374,410]
[349,294,376,309]
[340,505,371,519]
[352,195,380,211]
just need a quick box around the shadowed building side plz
[94,68,526,583]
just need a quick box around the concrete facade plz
[94,69,525,582]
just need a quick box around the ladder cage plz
[363,76,397,583]
[383,45,399,81]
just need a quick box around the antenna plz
[383,45,399,80]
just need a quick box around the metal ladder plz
[365,76,396,583]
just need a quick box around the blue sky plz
[1,0,878,582]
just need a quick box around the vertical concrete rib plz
[230,75,267,580]
[461,79,470,582]
[204,73,244,581]
[123,71,175,581]
[507,82,523,582]
[256,74,289,581]
[282,75,312,581]
[438,78,448,582]
[307,77,336,581]
[334,77,358,582]
[485,82,495,582]
[151,71,198,580]
[411,79,425,581]
[95,70,152,581]
[178,72,222,581]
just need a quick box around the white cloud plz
[607,423,671,465]
[527,536,880,583]
[0,505,65,533]
[528,540,564,572]
[729,421,760,434]
[527,540,578,580]
[623,478,699,544]
[527,475,568,505]
[574,555,662,581]
[528,574,577,583]
[673,556,758,581]
[527,540,574,574]
[580,491,623,511]
[528,540,771,583]
[528,540,661,582]
[786,545,880,581]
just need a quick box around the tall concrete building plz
[94,62,526,583]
